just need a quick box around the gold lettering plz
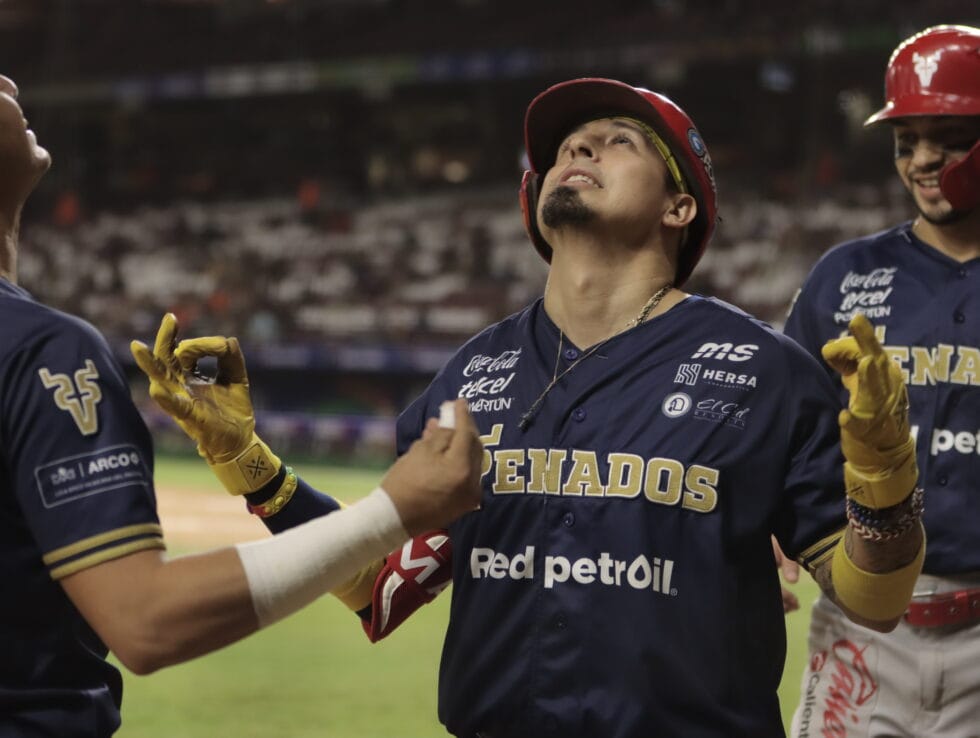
[644,458,683,506]
[683,465,719,512]
[910,344,953,385]
[492,450,525,494]
[606,453,644,498]
[526,448,566,495]
[883,345,910,383]
[950,347,980,386]
[562,450,604,496]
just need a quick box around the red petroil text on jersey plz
[470,546,677,596]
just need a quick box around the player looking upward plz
[785,25,980,738]
[146,77,925,737]
[0,74,483,738]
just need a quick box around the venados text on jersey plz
[470,546,677,596]
[883,342,980,386]
[479,424,719,512]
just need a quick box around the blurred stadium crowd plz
[4,0,977,460]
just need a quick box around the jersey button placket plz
[562,512,575,527]
[571,407,586,422]
[563,347,579,361]
[953,311,966,324]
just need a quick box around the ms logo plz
[38,359,103,436]
[913,50,942,87]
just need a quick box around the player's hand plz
[821,314,917,508]
[131,313,255,464]
[381,400,483,536]
[772,537,800,614]
[132,314,281,495]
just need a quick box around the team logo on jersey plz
[35,444,150,508]
[690,342,758,362]
[694,399,751,429]
[674,363,701,386]
[470,545,678,597]
[674,362,757,391]
[460,349,521,413]
[38,360,103,436]
[463,349,521,377]
[835,267,897,324]
[913,50,942,87]
[662,392,692,417]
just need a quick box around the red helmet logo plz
[865,25,980,125]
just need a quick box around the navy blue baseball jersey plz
[0,279,162,737]
[398,295,848,738]
[785,222,979,576]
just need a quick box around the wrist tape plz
[235,488,408,628]
[830,527,925,622]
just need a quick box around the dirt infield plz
[156,484,271,550]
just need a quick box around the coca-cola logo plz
[839,268,897,293]
[463,349,522,377]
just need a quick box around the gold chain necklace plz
[518,282,672,430]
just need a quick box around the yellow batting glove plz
[131,313,281,494]
[821,313,917,509]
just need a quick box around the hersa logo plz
[38,359,103,436]
[691,342,758,362]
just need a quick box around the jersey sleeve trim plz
[43,523,165,579]
[797,525,845,572]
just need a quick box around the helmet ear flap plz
[940,139,980,211]
[520,170,553,263]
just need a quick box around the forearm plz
[62,547,258,676]
[64,490,408,674]
[814,501,925,632]
[133,548,259,672]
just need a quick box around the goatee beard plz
[541,186,596,229]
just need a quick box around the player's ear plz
[662,192,697,230]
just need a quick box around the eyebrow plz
[564,118,654,146]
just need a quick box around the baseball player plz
[0,74,482,738]
[151,77,926,738]
[784,26,980,738]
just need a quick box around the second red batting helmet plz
[519,78,718,287]
[865,24,980,126]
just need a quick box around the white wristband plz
[235,488,409,628]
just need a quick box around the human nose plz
[0,75,19,99]
[563,130,596,161]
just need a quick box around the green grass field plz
[115,455,820,737]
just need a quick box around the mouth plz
[560,170,601,188]
[912,174,943,201]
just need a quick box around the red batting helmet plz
[865,25,980,126]
[519,78,718,287]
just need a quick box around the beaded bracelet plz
[846,487,924,542]
[246,467,298,518]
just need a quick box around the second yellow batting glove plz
[821,313,917,509]
[131,313,281,494]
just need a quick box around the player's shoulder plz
[682,294,820,368]
[446,300,537,358]
[0,280,109,359]
[805,222,913,278]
